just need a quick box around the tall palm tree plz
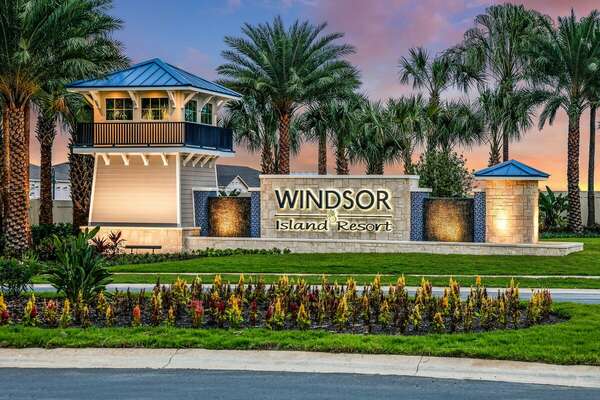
[0,0,126,254]
[587,100,598,227]
[451,3,544,161]
[218,16,359,175]
[530,10,600,232]
[399,47,476,151]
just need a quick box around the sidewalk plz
[0,348,598,388]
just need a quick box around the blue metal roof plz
[67,58,241,98]
[474,159,549,179]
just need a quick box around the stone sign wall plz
[260,175,423,241]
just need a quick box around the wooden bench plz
[124,244,162,254]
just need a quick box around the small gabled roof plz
[474,159,549,180]
[67,58,241,99]
[217,165,260,188]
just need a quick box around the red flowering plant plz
[190,300,204,328]
[132,304,142,327]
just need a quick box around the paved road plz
[0,369,597,400]
[31,284,600,304]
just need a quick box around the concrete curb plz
[0,348,598,388]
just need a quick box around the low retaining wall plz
[93,226,200,253]
[185,237,583,256]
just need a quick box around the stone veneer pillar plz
[483,180,539,244]
[250,190,261,238]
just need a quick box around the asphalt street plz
[0,369,597,400]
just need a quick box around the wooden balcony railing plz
[73,122,233,152]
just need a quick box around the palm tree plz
[0,0,126,254]
[218,16,359,174]
[226,96,278,174]
[34,85,78,225]
[587,99,598,227]
[386,95,426,174]
[530,10,600,232]
[298,102,330,174]
[451,3,544,161]
[426,100,483,154]
[477,87,537,166]
[348,101,401,175]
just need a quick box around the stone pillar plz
[250,190,261,238]
[483,180,539,244]
[410,190,430,241]
[473,190,486,243]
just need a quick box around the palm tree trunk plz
[278,112,291,175]
[318,132,327,175]
[567,114,583,232]
[366,160,384,175]
[5,104,31,254]
[260,142,275,174]
[36,113,56,225]
[502,132,509,162]
[69,143,94,232]
[335,143,349,175]
[2,108,9,226]
[489,132,502,166]
[587,105,597,227]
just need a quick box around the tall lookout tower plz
[67,59,241,252]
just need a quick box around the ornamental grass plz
[0,275,557,334]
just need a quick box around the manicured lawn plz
[1,303,598,366]
[110,237,597,277]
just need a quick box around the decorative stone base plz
[90,226,200,253]
[185,237,583,257]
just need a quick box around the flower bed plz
[0,276,558,334]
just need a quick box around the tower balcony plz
[73,122,233,153]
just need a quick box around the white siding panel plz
[91,155,177,224]
[180,159,217,227]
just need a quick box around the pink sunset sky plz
[33,0,600,190]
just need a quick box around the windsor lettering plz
[275,188,392,211]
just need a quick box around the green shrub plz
[0,254,39,297]
[32,223,75,261]
[539,187,568,231]
[107,247,291,266]
[45,227,112,303]
[415,149,473,197]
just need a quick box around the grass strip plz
[109,238,598,277]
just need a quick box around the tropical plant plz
[529,10,600,232]
[450,3,545,161]
[415,149,473,197]
[399,47,477,151]
[539,186,569,231]
[348,101,401,174]
[425,100,483,154]
[0,0,127,254]
[0,254,39,297]
[45,227,112,303]
[35,87,93,225]
[218,16,360,174]
[386,95,426,174]
[477,87,537,166]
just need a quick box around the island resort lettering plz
[273,188,394,233]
